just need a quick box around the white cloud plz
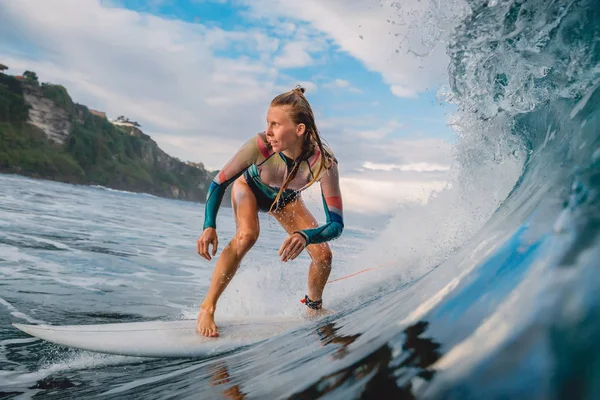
[273,41,314,68]
[341,177,448,213]
[151,132,249,168]
[351,119,404,140]
[324,78,362,93]
[391,85,418,98]
[327,79,350,88]
[302,176,448,216]
[241,0,468,97]
[363,162,450,172]
[328,132,454,191]
[369,137,453,167]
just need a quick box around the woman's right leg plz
[196,176,260,337]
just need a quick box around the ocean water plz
[1,0,600,398]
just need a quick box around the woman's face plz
[265,105,305,156]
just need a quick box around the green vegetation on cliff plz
[0,72,216,202]
[0,73,83,180]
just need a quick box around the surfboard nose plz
[13,323,42,337]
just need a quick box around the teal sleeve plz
[202,134,266,230]
[202,171,245,230]
[296,193,344,244]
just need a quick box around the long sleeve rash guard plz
[202,133,344,244]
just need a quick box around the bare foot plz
[305,307,333,320]
[196,305,219,337]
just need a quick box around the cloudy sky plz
[0,0,462,227]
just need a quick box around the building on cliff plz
[89,109,107,119]
[111,115,141,127]
[110,115,143,137]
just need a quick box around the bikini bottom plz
[243,170,298,213]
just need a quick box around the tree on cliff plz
[0,64,7,73]
[23,71,39,85]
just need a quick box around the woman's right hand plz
[197,228,218,261]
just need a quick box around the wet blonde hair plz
[269,85,335,212]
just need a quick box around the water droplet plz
[592,147,600,163]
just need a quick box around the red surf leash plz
[326,267,376,284]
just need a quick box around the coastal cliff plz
[0,71,221,204]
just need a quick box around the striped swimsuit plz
[203,132,344,244]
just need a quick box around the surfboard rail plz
[13,316,303,358]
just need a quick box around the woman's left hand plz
[279,233,307,262]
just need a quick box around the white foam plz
[0,351,144,388]
[0,296,45,324]
[91,185,159,198]
[5,232,71,251]
[210,257,307,318]
[0,338,38,346]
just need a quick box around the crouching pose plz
[196,86,344,337]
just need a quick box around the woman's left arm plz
[295,162,344,245]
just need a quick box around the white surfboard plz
[13,316,303,358]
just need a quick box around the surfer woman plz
[196,86,344,337]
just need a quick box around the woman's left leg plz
[270,197,332,304]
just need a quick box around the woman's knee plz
[234,230,259,250]
[310,244,332,268]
